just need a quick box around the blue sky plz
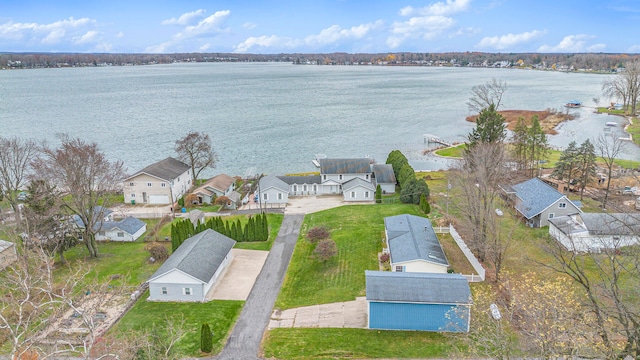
[1,0,639,54]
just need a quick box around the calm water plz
[0,63,637,177]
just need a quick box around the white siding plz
[392,260,448,274]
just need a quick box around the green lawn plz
[263,328,457,359]
[434,143,466,158]
[112,292,243,357]
[275,204,422,310]
[627,117,640,147]
[234,213,283,251]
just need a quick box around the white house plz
[384,214,449,273]
[73,207,147,242]
[147,229,235,302]
[258,175,289,205]
[342,177,375,202]
[318,158,372,195]
[124,157,191,205]
[277,175,321,196]
[549,213,640,252]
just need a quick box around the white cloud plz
[537,34,595,52]
[587,43,606,52]
[199,43,211,51]
[476,30,545,50]
[243,22,257,30]
[629,44,640,52]
[73,30,99,44]
[400,0,470,16]
[161,9,206,26]
[387,15,455,48]
[234,35,301,53]
[147,10,231,53]
[115,31,124,38]
[305,21,382,46]
[0,17,94,44]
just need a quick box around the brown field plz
[466,109,575,135]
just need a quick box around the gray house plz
[147,229,236,302]
[500,177,581,228]
[318,158,373,195]
[384,214,449,273]
[258,175,289,205]
[372,164,397,194]
[342,177,375,202]
[549,212,640,252]
[366,271,471,332]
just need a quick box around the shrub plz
[313,239,338,263]
[306,226,330,243]
[200,323,212,353]
[146,243,169,262]
[379,253,390,262]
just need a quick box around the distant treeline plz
[1,51,638,72]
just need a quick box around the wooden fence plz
[434,224,486,282]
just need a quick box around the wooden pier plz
[423,134,452,147]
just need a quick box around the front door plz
[142,192,147,203]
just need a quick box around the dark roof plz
[99,216,146,234]
[128,157,190,182]
[206,174,235,192]
[385,214,448,266]
[277,175,321,185]
[259,175,289,192]
[365,271,471,304]
[319,158,372,174]
[149,229,236,283]
[342,177,375,191]
[511,178,571,219]
[372,164,396,184]
[581,213,640,236]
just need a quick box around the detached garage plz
[365,271,471,332]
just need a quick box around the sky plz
[1,0,639,54]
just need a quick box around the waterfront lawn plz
[263,328,456,359]
[113,292,243,357]
[627,117,640,147]
[434,143,466,158]
[275,204,422,310]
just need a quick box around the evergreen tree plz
[171,223,179,252]
[467,104,507,148]
[552,141,580,184]
[576,139,597,200]
[397,163,416,188]
[375,184,382,204]
[200,323,212,353]
[512,117,529,170]
[262,213,269,241]
[386,150,409,179]
[527,115,548,177]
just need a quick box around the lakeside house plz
[123,157,191,205]
[73,206,147,242]
[192,173,236,205]
[549,212,640,252]
[147,229,235,302]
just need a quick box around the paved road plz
[214,213,304,360]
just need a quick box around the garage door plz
[148,195,170,204]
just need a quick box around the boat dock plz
[423,134,452,147]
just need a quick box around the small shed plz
[147,229,235,302]
[366,271,471,332]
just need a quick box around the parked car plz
[17,192,29,201]
[623,186,637,195]
[254,192,259,202]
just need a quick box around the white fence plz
[434,225,486,282]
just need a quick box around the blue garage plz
[365,270,471,332]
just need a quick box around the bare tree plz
[596,134,625,209]
[603,59,640,115]
[30,135,125,258]
[175,131,217,185]
[0,136,37,227]
[467,78,508,114]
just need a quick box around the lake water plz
[0,62,637,178]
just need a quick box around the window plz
[303,184,307,191]
[161,287,167,295]
[98,231,105,236]
[558,202,567,208]
[339,174,343,180]
[131,193,135,198]
[395,266,404,272]
[263,193,269,201]
[177,177,180,182]
[278,193,283,200]
[323,175,326,180]
[161,182,166,187]
[548,213,555,219]
[366,174,369,180]
[117,232,124,237]
[365,191,370,198]
[313,185,317,192]
[183,287,192,296]
[129,182,134,186]
[350,191,356,198]
[293,185,297,192]
[147,182,152,187]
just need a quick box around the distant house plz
[124,157,191,205]
[372,164,396,194]
[223,191,242,210]
[147,229,235,302]
[549,213,640,252]
[257,175,289,205]
[192,174,236,205]
[500,177,581,228]
[365,271,471,332]
[73,207,147,242]
[342,177,375,202]
[384,214,449,273]
[0,240,17,271]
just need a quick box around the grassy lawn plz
[434,143,466,158]
[234,213,283,251]
[263,328,457,359]
[112,292,243,357]
[627,117,640,147]
[276,204,423,310]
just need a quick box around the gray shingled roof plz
[319,158,372,174]
[342,177,375,191]
[548,215,588,236]
[511,178,566,219]
[277,175,321,185]
[206,174,235,192]
[385,214,448,266]
[99,216,146,234]
[372,164,396,184]
[365,270,471,304]
[581,213,640,236]
[128,157,190,182]
[259,175,289,192]
[149,229,236,283]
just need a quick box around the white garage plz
[149,195,170,204]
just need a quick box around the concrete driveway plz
[206,249,269,301]
[285,195,370,214]
[268,297,367,329]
